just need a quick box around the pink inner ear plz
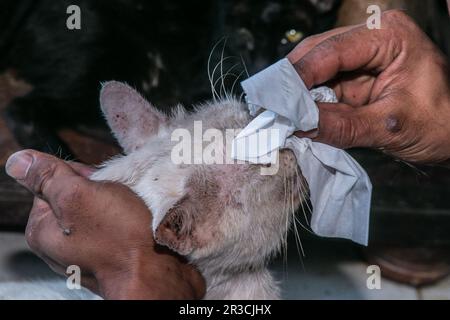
[99,81,167,152]
[155,205,194,256]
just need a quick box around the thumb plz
[295,102,386,149]
[5,149,86,205]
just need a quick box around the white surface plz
[1,231,448,300]
[270,236,421,300]
[419,276,450,300]
[0,232,98,300]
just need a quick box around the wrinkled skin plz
[5,150,205,299]
[291,10,450,164]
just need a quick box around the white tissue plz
[231,58,372,246]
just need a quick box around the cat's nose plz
[279,149,298,175]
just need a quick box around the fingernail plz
[304,130,319,139]
[5,151,33,180]
[295,129,318,139]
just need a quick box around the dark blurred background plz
[0,0,449,287]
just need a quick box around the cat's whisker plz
[295,166,311,226]
[297,171,313,215]
[294,215,314,235]
[208,38,248,102]
[240,54,250,79]
[207,37,227,102]
[289,175,307,268]
[297,186,309,227]
[282,170,289,274]
[212,62,241,101]
[292,208,306,259]
[210,56,235,99]
[222,67,244,102]
[398,158,429,177]
[286,175,293,262]
[295,181,314,234]
[64,153,76,162]
[45,142,54,156]
[212,72,239,94]
[230,69,247,98]
[238,91,246,102]
[218,38,228,100]
[211,59,230,100]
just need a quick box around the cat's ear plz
[154,194,215,256]
[154,194,202,255]
[154,198,195,256]
[99,81,167,153]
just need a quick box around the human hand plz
[289,10,450,164]
[5,149,205,299]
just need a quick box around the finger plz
[289,26,379,106]
[292,26,378,89]
[326,73,377,106]
[43,253,98,293]
[25,197,63,256]
[66,161,96,178]
[294,103,355,139]
[26,198,82,267]
[287,25,360,63]
[39,252,67,276]
[38,252,98,294]
[26,198,97,287]
[5,150,90,211]
[292,11,403,89]
[79,276,99,294]
[296,102,390,149]
[29,197,52,219]
[26,204,68,276]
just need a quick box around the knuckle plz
[343,118,360,148]
[30,161,59,196]
[354,117,373,145]
[329,116,354,148]
[382,10,416,29]
[55,176,86,209]
[316,36,336,52]
[293,58,312,87]
[382,9,408,22]
[64,178,85,202]
[338,114,372,148]
[300,34,320,47]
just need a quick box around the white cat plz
[91,81,306,299]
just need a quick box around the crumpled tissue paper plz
[231,58,372,246]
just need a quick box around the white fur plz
[92,84,305,300]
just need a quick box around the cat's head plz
[92,81,306,271]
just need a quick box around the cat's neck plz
[201,267,280,300]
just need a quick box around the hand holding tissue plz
[231,58,372,246]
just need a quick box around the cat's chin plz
[203,267,280,300]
